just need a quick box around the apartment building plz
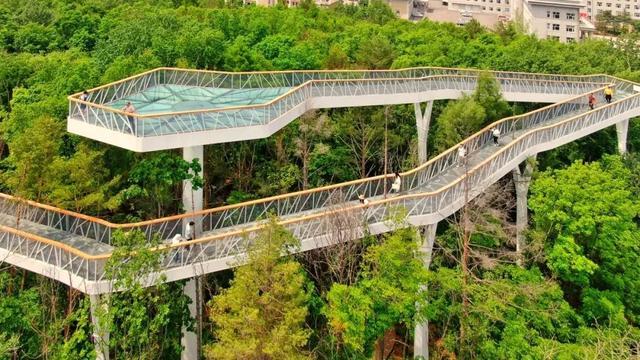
[250,0,421,19]
[512,0,585,42]
[585,0,640,20]
[447,0,511,15]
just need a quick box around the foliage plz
[206,219,313,359]
[100,229,194,359]
[530,155,640,325]
[472,71,511,124]
[433,96,485,152]
[120,152,203,218]
[0,1,639,358]
[324,227,429,356]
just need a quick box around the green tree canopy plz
[206,219,313,360]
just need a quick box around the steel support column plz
[90,294,109,360]
[414,101,434,164]
[181,145,203,360]
[512,156,536,266]
[414,223,437,359]
[616,119,629,154]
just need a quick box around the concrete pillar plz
[414,223,437,360]
[512,156,536,266]
[181,278,198,360]
[181,145,204,360]
[414,101,434,164]
[616,119,629,155]
[182,145,204,215]
[89,294,109,360]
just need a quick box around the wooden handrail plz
[4,84,635,260]
[67,68,618,118]
[53,81,616,227]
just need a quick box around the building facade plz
[447,0,511,15]
[513,0,584,41]
[585,0,640,20]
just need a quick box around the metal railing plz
[67,67,623,137]
[3,80,639,286]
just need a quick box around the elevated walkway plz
[1,70,637,294]
[67,67,611,151]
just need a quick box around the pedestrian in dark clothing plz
[588,93,596,110]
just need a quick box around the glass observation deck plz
[67,67,613,152]
[107,85,291,115]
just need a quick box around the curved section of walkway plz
[67,67,612,151]
[1,71,637,294]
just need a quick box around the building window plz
[552,11,560,18]
[587,0,591,4]
[547,23,551,29]
[616,3,621,7]
[547,10,551,17]
[626,4,631,8]
[635,4,639,8]
[567,37,576,43]
[489,6,493,10]
[597,2,602,5]
[606,2,611,6]
[552,23,560,30]
[548,35,561,40]
[497,7,501,10]
[566,12,576,19]
[482,6,486,9]
[566,25,575,31]
[635,11,640,15]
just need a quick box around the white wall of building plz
[525,2,581,42]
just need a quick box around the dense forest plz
[1,0,640,359]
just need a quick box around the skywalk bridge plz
[0,67,637,359]
[67,67,616,152]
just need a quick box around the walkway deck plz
[1,69,638,294]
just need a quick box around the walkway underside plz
[1,71,638,294]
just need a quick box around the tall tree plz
[100,229,193,359]
[324,224,429,358]
[433,96,485,153]
[206,219,313,360]
[472,72,511,125]
[529,155,640,325]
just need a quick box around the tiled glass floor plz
[108,85,292,114]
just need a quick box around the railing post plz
[414,223,437,359]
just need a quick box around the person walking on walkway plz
[390,172,402,193]
[588,93,596,110]
[491,127,501,146]
[122,101,137,134]
[171,233,184,264]
[79,90,89,113]
[186,221,196,240]
[457,145,467,167]
[604,86,613,104]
